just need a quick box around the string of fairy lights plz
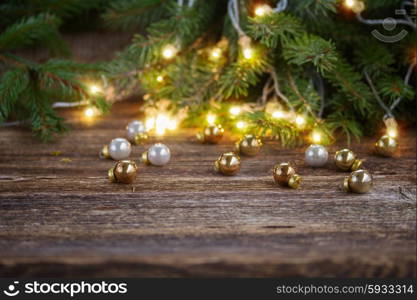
[1,0,408,156]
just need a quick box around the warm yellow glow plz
[272,110,285,119]
[295,115,306,127]
[84,107,96,118]
[156,75,164,82]
[89,84,101,95]
[236,121,246,130]
[155,114,169,135]
[254,4,272,17]
[167,119,178,130]
[344,0,355,8]
[229,106,241,116]
[207,114,216,125]
[344,0,365,13]
[145,117,155,130]
[312,131,322,144]
[242,47,253,60]
[162,45,177,59]
[387,128,398,138]
[211,48,222,59]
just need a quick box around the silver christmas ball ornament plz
[126,120,147,143]
[305,144,329,167]
[142,143,171,166]
[108,137,132,160]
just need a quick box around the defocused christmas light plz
[229,106,241,116]
[236,121,246,130]
[156,75,164,82]
[387,128,398,138]
[89,84,101,95]
[168,119,178,130]
[146,117,155,130]
[295,115,306,127]
[162,45,177,59]
[272,110,285,119]
[242,47,253,60]
[312,131,322,144]
[210,48,222,59]
[343,0,365,13]
[254,4,272,17]
[207,114,216,125]
[84,107,97,118]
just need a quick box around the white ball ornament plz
[126,120,146,142]
[305,144,328,167]
[108,138,132,160]
[143,143,171,166]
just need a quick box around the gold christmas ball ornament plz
[375,135,398,157]
[108,160,138,184]
[133,132,149,145]
[99,145,110,159]
[334,149,363,171]
[235,134,262,156]
[272,162,301,189]
[214,152,241,176]
[197,125,224,144]
[343,169,373,194]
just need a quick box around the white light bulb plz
[243,48,253,59]
[207,114,216,125]
[236,121,246,130]
[162,45,177,59]
[312,131,322,144]
[272,111,284,119]
[295,116,305,127]
[156,75,164,82]
[254,4,272,17]
[229,106,241,116]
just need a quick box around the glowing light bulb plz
[242,47,253,60]
[89,84,101,95]
[236,121,246,130]
[387,128,398,138]
[168,119,178,130]
[156,75,164,82]
[344,0,365,13]
[162,45,177,59]
[344,0,355,8]
[272,110,285,119]
[254,4,272,17]
[295,115,306,127]
[229,106,241,116]
[146,117,155,130]
[211,48,222,59]
[207,114,216,125]
[312,131,322,144]
[155,114,169,136]
[84,107,95,118]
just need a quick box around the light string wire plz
[228,0,246,37]
[274,0,288,13]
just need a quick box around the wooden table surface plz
[0,100,416,277]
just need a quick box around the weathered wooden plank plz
[0,100,415,277]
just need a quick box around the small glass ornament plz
[235,134,262,156]
[343,169,373,193]
[214,152,241,176]
[108,160,138,184]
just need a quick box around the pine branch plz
[0,13,68,55]
[103,0,168,30]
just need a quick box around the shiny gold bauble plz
[133,132,149,145]
[272,162,301,189]
[99,145,110,159]
[197,125,224,144]
[235,134,262,156]
[108,160,138,184]
[334,149,362,171]
[375,135,398,157]
[214,152,241,175]
[343,169,373,194]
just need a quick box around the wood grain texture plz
[0,100,416,277]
